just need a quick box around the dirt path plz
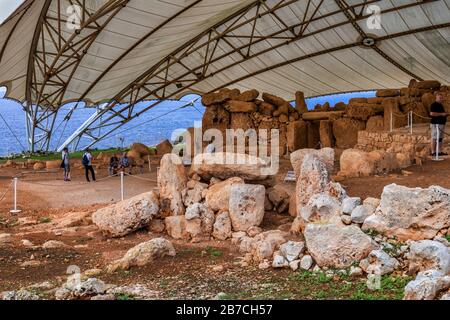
[0,167,157,210]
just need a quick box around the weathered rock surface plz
[228,184,265,231]
[362,184,450,240]
[185,203,215,242]
[342,197,361,214]
[92,191,159,237]
[158,154,187,216]
[295,154,330,214]
[333,118,365,149]
[280,241,305,262]
[404,269,450,300]
[213,211,232,240]
[182,181,208,207]
[165,216,189,240]
[107,238,176,272]
[204,177,244,212]
[351,204,375,224]
[250,230,289,262]
[191,152,272,181]
[299,193,343,226]
[267,185,290,213]
[304,223,376,268]
[406,240,450,274]
[360,249,399,275]
[290,148,334,177]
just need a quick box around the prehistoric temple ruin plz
[0,0,450,301]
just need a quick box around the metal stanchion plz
[409,111,413,135]
[120,171,124,201]
[390,111,393,132]
[433,124,444,162]
[10,177,21,214]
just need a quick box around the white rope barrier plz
[0,181,12,203]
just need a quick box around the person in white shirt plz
[61,147,71,181]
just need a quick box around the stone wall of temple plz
[199,80,449,155]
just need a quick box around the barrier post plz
[10,177,21,214]
[148,155,151,172]
[390,111,393,132]
[410,111,413,135]
[435,124,441,161]
[120,171,124,201]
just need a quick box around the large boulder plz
[319,120,334,148]
[236,89,259,102]
[165,216,189,240]
[304,223,376,268]
[33,162,45,171]
[366,115,384,132]
[201,88,240,106]
[250,230,289,262]
[228,184,265,231]
[287,120,308,152]
[92,191,159,237]
[299,193,343,226]
[406,240,450,275]
[359,249,399,275]
[362,184,450,241]
[225,100,257,113]
[339,149,397,178]
[204,177,244,212]
[404,269,450,300]
[156,140,173,156]
[332,118,365,149]
[107,238,176,272]
[185,203,215,242]
[130,143,153,157]
[158,154,187,216]
[191,152,272,181]
[213,211,232,240]
[351,204,376,224]
[295,154,330,214]
[267,184,290,213]
[182,181,208,207]
[290,148,334,177]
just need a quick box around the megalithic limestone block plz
[295,91,308,114]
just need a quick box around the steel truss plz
[22,0,448,152]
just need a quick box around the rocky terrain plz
[1,149,449,300]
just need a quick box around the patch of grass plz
[217,292,235,300]
[289,269,410,300]
[445,234,450,242]
[205,247,223,258]
[1,148,127,162]
[116,293,135,301]
[363,229,381,238]
[39,217,51,224]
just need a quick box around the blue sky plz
[0,0,23,24]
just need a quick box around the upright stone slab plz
[158,154,187,216]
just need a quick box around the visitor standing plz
[61,147,71,181]
[82,149,96,182]
[430,93,448,156]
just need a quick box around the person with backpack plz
[61,147,71,181]
[82,149,96,182]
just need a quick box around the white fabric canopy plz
[1,0,449,106]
